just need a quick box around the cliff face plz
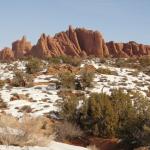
[0,26,150,60]
[0,47,14,60]
[12,36,32,58]
[30,26,108,58]
[106,41,150,57]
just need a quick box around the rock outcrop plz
[106,41,150,57]
[0,47,14,60]
[30,26,150,58]
[12,36,32,58]
[31,34,65,58]
[106,41,129,57]
[0,26,150,60]
[75,28,109,57]
[30,26,108,58]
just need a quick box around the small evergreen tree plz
[80,93,117,137]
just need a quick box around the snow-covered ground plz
[0,141,88,150]
[83,59,150,96]
[0,59,150,150]
[0,59,150,118]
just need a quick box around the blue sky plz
[0,0,150,49]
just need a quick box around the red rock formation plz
[0,47,14,60]
[12,36,32,58]
[0,26,150,60]
[106,41,150,57]
[106,41,128,57]
[54,26,82,57]
[30,26,108,58]
[31,34,52,58]
[75,28,109,57]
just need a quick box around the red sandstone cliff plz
[106,41,150,57]
[0,47,14,60]
[30,26,108,58]
[12,36,32,58]
[0,26,150,60]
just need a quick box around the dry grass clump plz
[54,121,83,142]
[87,145,99,150]
[0,114,54,146]
[11,71,33,87]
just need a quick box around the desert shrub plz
[96,67,113,75]
[47,57,62,64]
[79,92,118,137]
[57,93,79,121]
[0,97,7,109]
[139,56,150,67]
[54,121,83,141]
[20,105,32,113]
[26,57,43,74]
[79,70,94,89]
[110,89,134,131]
[59,72,75,89]
[11,71,33,87]
[61,56,82,67]
[113,57,150,72]
[0,80,5,88]
[47,55,82,66]
[58,88,150,148]
[118,91,150,148]
[139,57,150,75]
[114,58,139,69]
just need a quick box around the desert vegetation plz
[47,55,82,66]
[54,121,83,142]
[79,70,94,89]
[26,57,43,74]
[11,71,33,87]
[96,67,116,75]
[58,70,94,90]
[0,114,54,146]
[58,89,150,149]
[1,57,150,149]
[59,72,76,89]
[0,80,5,88]
[113,56,150,74]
